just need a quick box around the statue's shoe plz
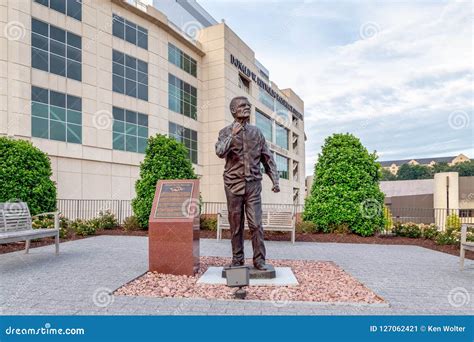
[253,263,268,271]
[229,261,244,267]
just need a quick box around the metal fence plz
[56,199,473,229]
[388,207,474,229]
[56,199,305,223]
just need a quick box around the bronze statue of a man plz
[215,96,280,270]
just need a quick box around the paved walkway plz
[0,236,473,315]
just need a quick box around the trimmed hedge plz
[0,137,56,215]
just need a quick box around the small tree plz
[0,137,57,215]
[132,134,197,228]
[303,133,385,236]
[397,164,432,180]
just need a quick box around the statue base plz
[222,265,276,279]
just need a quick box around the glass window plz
[259,88,274,111]
[168,43,197,77]
[31,85,82,144]
[112,14,148,50]
[255,109,272,142]
[168,73,197,120]
[168,122,198,164]
[31,18,81,81]
[112,49,147,101]
[276,154,289,180]
[112,106,148,153]
[35,0,82,21]
[275,123,289,150]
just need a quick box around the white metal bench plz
[0,202,60,255]
[217,209,295,243]
[460,223,474,270]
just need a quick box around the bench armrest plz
[461,224,474,244]
[32,211,61,230]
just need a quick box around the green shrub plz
[383,205,394,232]
[295,221,317,233]
[32,214,72,238]
[446,214,461,231]
[393,222,422,238]
[421,224,439,240]
[122,215,141,231]
[435,231,459,245]
[329,223,351,234]
[200,216,217,231]
[303,133,385,236]
[89,209,118,230]
[70,219,96,236]
[132,134,197,229]
[0,137,57,215]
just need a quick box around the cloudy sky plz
[200,0,473,176]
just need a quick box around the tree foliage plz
[380,160,474,180]
[0,137,57,215]
[132,134,197,228]
[303,133,385,236]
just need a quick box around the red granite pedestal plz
[148,179,200,276]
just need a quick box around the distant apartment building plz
[0,0,306,205]
[380,154,470,175]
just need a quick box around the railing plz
[56,200,304,223]
[388,207,474,230]
[55,199,473,230]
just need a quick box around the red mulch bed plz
[1,228,472,260]
[200,230,474,260]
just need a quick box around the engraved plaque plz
[154,182,194,218]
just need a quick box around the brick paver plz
[0,236,473,315]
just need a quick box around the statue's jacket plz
[215,121,279,195]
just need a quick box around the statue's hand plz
[232,122,243,136]
[272,184,280,193]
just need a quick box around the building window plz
[275,123,288,150]
[259,88,274,111]
[112,107,148,153]
[31,86,82,143]
[34,0,82,21]
[239,74,250,94]
[255,109,272,142]
[275,101,289,123]
[112,50,148,101]
[275,154,289,180]
[168,43,197,77]
[169,122,198,164]
[31,18,82,81]
[168,74,197,120]
[112,14,148,50]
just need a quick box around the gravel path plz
[0,236,473,315]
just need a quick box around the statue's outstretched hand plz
[272,184,280,193]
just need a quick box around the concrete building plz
[380,154,470,175]
[0,0,305,206]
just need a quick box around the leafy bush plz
[393,222,422,238]
[132,134,197,229]
[295,221,317,233]
[89,210,118,230]
[122,216,141,231]
[32,214,71,238]
[435,231,459,245]
[200,216,217,231]
[446,214,461,231]
[303,133,385,236]
[421,224,440,240]
[70,219,96,236]
[329,223,351,234]
[0,137,57,215]
[383,205,394,232]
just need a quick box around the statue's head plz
[230,96,251,121]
